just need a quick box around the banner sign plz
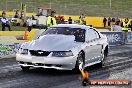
[101,32,122,45]
[0,43,21,57]
[127,32,132,43]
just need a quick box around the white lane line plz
[0,64,19,69]
[91,66,131,80]
[0,64,20,74]
[90,61,132,76]
[104,59,132,67]
[0,78,29,88]
[108,50,132,55]
[0,68,20,75]
[92,62,132,81]
[88,57,131,75]
[105,56,128,63]
[107,62,132,73]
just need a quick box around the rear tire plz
[74,51,85,73]
[99,49,108,67]
[21,66,30,71]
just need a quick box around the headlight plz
[19,48,28,54]
[52,51,73,57]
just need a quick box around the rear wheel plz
[74,51,85,73]
[21,66,30,71]
[99,48,108,67]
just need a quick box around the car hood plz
[21,35,82,51]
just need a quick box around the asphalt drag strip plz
[0,45,132,88]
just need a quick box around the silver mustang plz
[16,24,108,71]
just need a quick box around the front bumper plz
[16,53,77,70]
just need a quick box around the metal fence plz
[0,0,132,17]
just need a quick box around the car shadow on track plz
[21,68,77,76]
[20,63,110,78]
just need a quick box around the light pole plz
[5,0,8,10]
[110,0,112,8]
[50,0,51,8]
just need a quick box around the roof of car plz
[52,24,92,30]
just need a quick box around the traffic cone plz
[81,68,89,78]
[23,29,28,40]
[79,68,89,80]
[81,68,86,78]
[80,67,90,86]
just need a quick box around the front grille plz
[30,50,51,56]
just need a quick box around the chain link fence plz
[0,0,132,17]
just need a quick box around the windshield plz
[41,27,85,42]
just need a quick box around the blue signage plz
[127,32,132,43]
[101,32,122,45]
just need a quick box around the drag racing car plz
[16,24,108,71]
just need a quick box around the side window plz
[86,29,100,41]
[89,29,96,40]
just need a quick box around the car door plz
[84,28,102,65]
[92,29,102,61]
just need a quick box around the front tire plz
[74,51,85,73]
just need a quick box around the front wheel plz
[74,52,85,73]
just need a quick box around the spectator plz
[1,13,11,31]
[129,20,132,31]
[60,16,65,24]
[83,20,86,25]
[20,11,24,19]
[56,16,60,24]
[68,17,72,24]
[126,18,129,22]
[120,19,123,27]
[111,17,115,22]
[79,14,86,25]
[108,17,111,27]
[47,10,57,27]
[103,17,107,27]
[32,15,35,20]
[79,17,83,25]
[2,10,6,17]
[79,16,86,25]
[14,10,19,18]
[79,14,85,19]
[121,18,130,44]
[54,16,57,20]
[26,17,33,32]
[115,17,120,25]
